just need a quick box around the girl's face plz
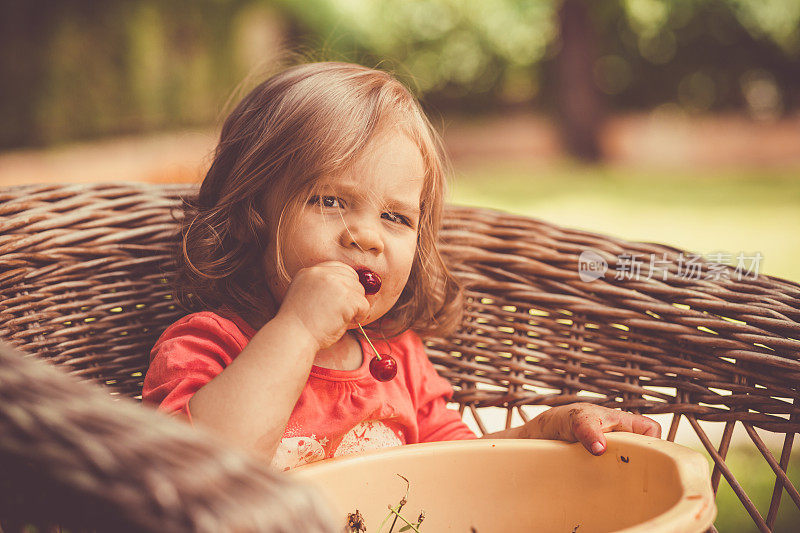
[265,129,425,328]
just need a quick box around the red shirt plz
[142,311,477,470]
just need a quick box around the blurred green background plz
[2,0,798,148]
[1,0,799,531]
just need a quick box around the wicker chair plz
[1,182,798,532]
[0,340,336,533]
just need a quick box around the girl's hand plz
[525,402,662,456]
[275,261,370,350]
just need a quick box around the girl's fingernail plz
[591,441,605,455]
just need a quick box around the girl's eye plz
[382,212,413,227]
[310,195,343,208]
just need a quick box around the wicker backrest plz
[1,183,189,397]
[2,182,799,532]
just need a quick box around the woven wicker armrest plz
[0,340,335,533]
[428,206,800,428]
[425,205,800,532]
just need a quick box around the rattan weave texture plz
[1,183,189,397]
[428,206,800,433]
[0,340,335,532]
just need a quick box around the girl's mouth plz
[356,267,382,295]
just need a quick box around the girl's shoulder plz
[385,329,424,351]
[381,329,452,398]
[380,329,432,367]
[156,309,256,348]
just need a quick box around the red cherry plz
[369,354,397,382]
[356,268,382,295]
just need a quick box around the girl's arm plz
[186,262,369,463]
[186,312,319,462]
[480,403,662,456]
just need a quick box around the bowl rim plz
[291,433,716,533]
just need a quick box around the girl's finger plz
[572,408,662,456]
[632,414,662,438]
[354,297,371,324]
[569,410,607,456]
[607,411,662,439]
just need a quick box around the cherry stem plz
[377,507,395,532]
[388,475,410,533]
[383,507,421,533]
[376,475,418,533]
[357,322,382,361]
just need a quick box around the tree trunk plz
[555,0,604,161]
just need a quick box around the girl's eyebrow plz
[323,181,421,215]
[384,199,421,216]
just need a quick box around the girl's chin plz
[347,315,384,331]
[347,320,371,331]
[348,316,399,334]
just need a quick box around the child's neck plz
[313,332,363,371]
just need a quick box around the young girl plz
[143,61,660,471]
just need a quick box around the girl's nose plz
[340,218,384,254]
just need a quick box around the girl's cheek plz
[386,270,412,303]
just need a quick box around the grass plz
[451,162,800,283]
[712,447,800,532]
[452,161,800,531]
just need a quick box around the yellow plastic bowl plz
[292,433,716,532]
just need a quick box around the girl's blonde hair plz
[174,61,463,338]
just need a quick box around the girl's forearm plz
[480,425,528,439]
[186,313,319,462]
[481,420,544,439]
